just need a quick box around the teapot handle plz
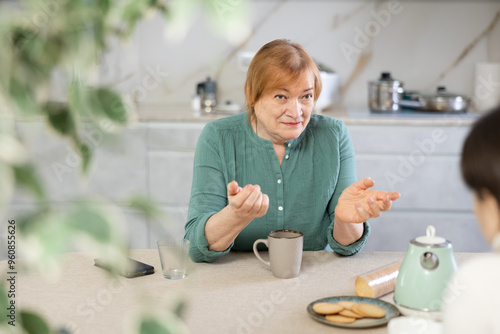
[426,225,436,238]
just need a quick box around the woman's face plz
[252,70,315,145]
[473,190,500,243]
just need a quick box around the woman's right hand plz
[227,181,269,219]
[204,181,269,252]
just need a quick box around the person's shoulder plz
[454,254,500,281]
[309,114,346,128]
[307,114,348,136]
[447,253,500,298]
[201,112,247,137]
[206,112,247,130]
[443,254,500,334]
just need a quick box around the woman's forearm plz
[332,217,364,246]
[204,206,253,251]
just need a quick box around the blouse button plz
[287,143,291,148]
[285,155,289,160]
[277,179,282,184]
[278,206,283,211]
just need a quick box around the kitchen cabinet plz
[0,113,488,261]
[349,124,487,252]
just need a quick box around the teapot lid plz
[411,225,450,247]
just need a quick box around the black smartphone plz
[94,257,155,278]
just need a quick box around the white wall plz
[99,0,500,111]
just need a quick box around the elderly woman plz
[185,39,400,263]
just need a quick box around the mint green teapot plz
[394,225,458,318]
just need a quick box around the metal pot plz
[398,86,470,113]
[368,72,404,113]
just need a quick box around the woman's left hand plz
[335,177,400,224]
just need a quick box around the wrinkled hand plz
[335,177,400,224]
[227,181,269,220]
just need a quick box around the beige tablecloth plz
[0,250,478,334]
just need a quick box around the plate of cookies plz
[307,296,400,328]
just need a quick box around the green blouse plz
[185,112,370,263]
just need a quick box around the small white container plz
[315,72,340,112]
[474,62,500,114]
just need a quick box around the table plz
[0,250,478,334]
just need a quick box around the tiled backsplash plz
[99,1,500,112]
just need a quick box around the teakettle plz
[394,225,458,318]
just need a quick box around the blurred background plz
[1,0,500,261]
[100,1,500,110]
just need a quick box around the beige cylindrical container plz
[355,261,402,298]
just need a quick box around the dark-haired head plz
[461,105,500,244]
[461,105,500,205]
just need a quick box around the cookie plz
[312,302,344,315]
[337,301,356,310]
[325,314,356,324]
[352,303,386,318]
[339,309,364,319]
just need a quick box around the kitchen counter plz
[137,104,481,127]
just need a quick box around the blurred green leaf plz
[0,162,15,217]
[14,33,53,84]
[69,79,90,117]
[0,134,27,165]
[45,102,78,138]
[44,100,92,175]
[0,1,199,333]
[17,205,128,276]
[173,300,187,319]
[67,204,112,244]
[16,211,70,274]
[121,0,151,36]
[78,142,93,175]
[20,311,51,334]
[99,0,111,14]
[137,314,190,334]
[9,25,37,50]
[13,163,45,200]
[63,201,130,272]
[49,83,94,174]
[88,87,130,126]
[0,282,9,326]
[128,196,160,219]
[8,77,41,116]
[139,318,174,334]
[16,211,43,234]
[43,34,68,68]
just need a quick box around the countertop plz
[0,250,479,334]
[137,104,481,127]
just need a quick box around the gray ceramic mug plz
[253,230,304,279]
